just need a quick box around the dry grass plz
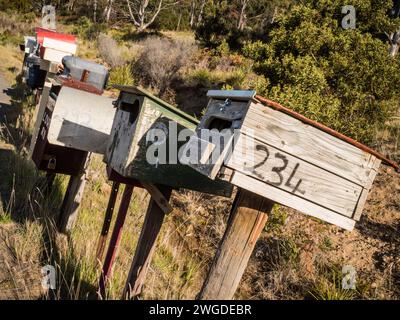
[97,33,127,68]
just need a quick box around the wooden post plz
[45,172,56,195]
[96,181,120,262]
[57,172,87,233]
[198,188,274,300]
[99,184,134,299]
[57,153,90,233]
[122,185,172,300]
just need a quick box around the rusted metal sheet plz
[55,76,104,95]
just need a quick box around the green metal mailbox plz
[104,86,233,197]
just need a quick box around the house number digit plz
[267,153,288,187]
[285,163,306,195]
[246,144,306,195]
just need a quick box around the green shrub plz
[187,69,214,87]
[73,16,107,40]
[108,64,134,88]
[242,0,400,143]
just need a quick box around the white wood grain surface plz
[241,102,378,187]
[226,133,362,217]
[228,170,356,231]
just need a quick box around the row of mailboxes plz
[31,83,393,219]
[29,71,394,229]
[21,28,78,90]
[26,32,395,230]
[31,82,232,197]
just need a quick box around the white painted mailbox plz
[181,90,397,231]
[47,86,115,155]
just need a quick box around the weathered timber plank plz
[364,156,382,190]
[123,185,172,300]
[227,170,356,230]
[141,182,173,214]
[352,188,370,222]
[99,184,135,298]
[57,161,89,233]
[198,189,273,300]
[96,181,120,262]
[241,102,376,187]
[226,133,362,217]
[353,157,381,221]
[105,99,142,176]
[29,77,53,158]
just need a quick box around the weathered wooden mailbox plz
[99,86,233,299]
[180,90,399,300]
[104,85,232,196]
[182,90,399,231]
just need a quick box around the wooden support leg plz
[57,172,87,233]
[96,181,120,262]
[98,184,134,299]
[57,153,90,233]
[45,172,56,196]
[198,189,274,300]
[122,185,172,300]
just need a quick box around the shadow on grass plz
[0,76,99,300]
[357,216,400,295]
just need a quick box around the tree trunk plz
[103,0,114,23]
[93,0,98,22]
[197,0,206,26]
[237,0,248,31]
[176,11,182,30]
[189,0,196,27]
[389,31,400,57]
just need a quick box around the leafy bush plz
[108,64,134,88]
[186,69,215,87]
[73,16,107,40]
[135,37,197,96]
[242,0,400,142]
[0,0,32,12]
